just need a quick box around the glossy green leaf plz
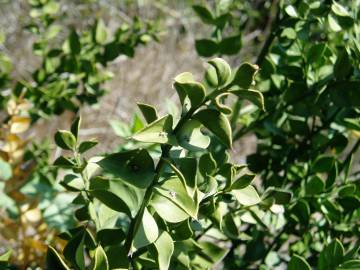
[97,149,155,188]
[176,119,210,151]
[137,102,158,124]
[134,207,159,249]
[331,2,350,17]
[192,5,214,24]
[71,116,81,139]
[92,245,109,270]
[337,260,360,270]
[312,155,335,173]
[90,177,145,216]
[232,185,261,206]
[230,89,265,110]
[173,74,206,109]
[195,39,218,57]
[132,115,176,144]
[306,175,325,195]
[288,254,311,270]
[194,109,232,148]
[232,62,259,89]
[63,230,85,269]
[97,228,126,246]
[214,93,232,114]
[151,193,189,223]
[154,231,174,270]
[153,177,198,219]
[46,247,70,270]
[219,35,242,55]
[208,58,231,86]
[318,239,344,270]
[285,5,298,17]
[199,152,217,177]
[55,130,77,150]
[231,174,255,189]
[78,139,98,153]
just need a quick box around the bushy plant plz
[192,0,360,269]
[1,1,360,269]
[0,0,157,268]
[47,58,268,269]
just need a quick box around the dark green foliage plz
[50,58,268,269]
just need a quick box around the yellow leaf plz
[10,116,30,134]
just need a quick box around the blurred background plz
[0,0,267,157]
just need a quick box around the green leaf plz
[176,119,210,151]
[90,189,132,216]
[195,39,218,57]
[153,177,198,220]
[69,29,81,54]
[46,246,70,270]
[230,89,264,110]
[78,139,98,153]
[232,185,261,206]
[222,213,239,239]
[0,159,11,180]
[192,5,214,24]
[214,93,233,114]
[154,231,174,270]
[318,239,345,270]
[95,19,107,44]
[290,199,310,224]
[61,174,84,191]
[334,48,352,80]
[232,62,259,89]
[288,254,311,270]
[0,249,11,262]
[97,228,126,246]
[137,103,158,124]
[54,156,76,168]
[328,14,342,32]
[208,58,231,86]
[97,149,155,188]
[132,115,176,144]
[55,130,77,150]
[90,177,145,216]
[199,152,217,177]
[194,109,232,148]
[92,245,109,270]
[231,174,255,189]
[134,207,159,249]
[63,230,85,269]
[173,74,206,109]
[306,175,325,195]
[312,155,335,173]
[307,43,326,65]
[198,241,229,264]
[338,184,356,197]
[337,260,360,270]
[71,116,81,139]
[285,5,298,17]
[329,81,360,107]
[151,193,189,223]
[331,2,350,17]
[219,35,242,55]
[205,64,219,87]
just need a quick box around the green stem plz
[123,105,200,257]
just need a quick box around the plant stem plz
[123,106,198,257]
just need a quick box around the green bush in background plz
[0,0,360,269]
